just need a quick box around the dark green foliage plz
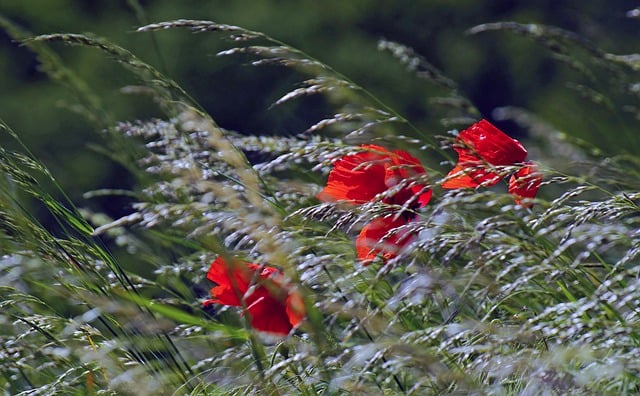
[0,3,639,395]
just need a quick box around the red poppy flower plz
[204,257,304,335]
[356,215,414,265]
[442,119,528,189]
[508,162,542,208]
[318,144,432,209]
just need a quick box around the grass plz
[0,12,639,396]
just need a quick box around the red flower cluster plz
[316,120,542,266]
[204,257,305,335]
[204,120,542,335]
[442,119,542,207]
[318,144,432,264]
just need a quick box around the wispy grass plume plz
[1,13,639,396]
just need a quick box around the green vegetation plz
[0,2,639,395]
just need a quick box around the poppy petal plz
[508,162,542,207]
[317,145,388,203]
[441,151,503,189]
[442,163,483,189]
[205,257,249,306]
[204,257,305,335]
[285,291,306,328]
[245,289,293,335]
[443,119,527,189]
[385,149,432,207]
[319,144,432,210]
[459,119,527,166]
[356,216,413,264]
[413,187,433,208]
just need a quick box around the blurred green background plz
[0,0,637,220]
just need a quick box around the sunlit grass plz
[0,14,639,395]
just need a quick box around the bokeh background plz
[0,0,637,221]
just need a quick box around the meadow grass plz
[0,14,639,396]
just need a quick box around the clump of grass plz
[0,12,639,396]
